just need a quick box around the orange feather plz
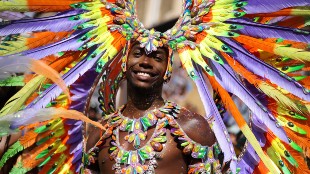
[283,144,310,174]
[27,0,87,12]
[26,31,71,50]
[29,59,70,100]
[234,35,275,54]
[206,74,247,127]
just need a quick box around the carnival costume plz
[0,0,309,173]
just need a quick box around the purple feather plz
[244,0,309,14]
[210,60,289,144]
[65,119,82,126]
[237,144,259,174]
[69,67,100,112]
[0,10,87,36]
[72,148,83,164]
[227,18,310,43]
[19,28,91,59]
[70,141,83,154]
[193,63,237,172]
[68,122,82,135]
[75,161,83,173]
[26,48,104,109]
[67,131,82,144]
[219,37,310,101]
[0,11,26,20]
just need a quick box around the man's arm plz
[176,108,216,146]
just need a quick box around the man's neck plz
[124,84,165,119]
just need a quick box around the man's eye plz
[154,56,163,61]
[133,52,142,57]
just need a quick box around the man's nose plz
[139,55,153,69]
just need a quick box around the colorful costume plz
[0,0,309,173]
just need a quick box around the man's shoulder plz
[175,107,216,146]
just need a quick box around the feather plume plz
[227,18,310,43]
[207,73,281,174]
[210,60,289,144]
[193,64,237,172]
[244,0,309,14]
[0,10,86,36]
[0,31,71,56]
[0,0,86,12]
[29,59,70,99]
[220,37,310,102]
[0,107,105,131]
[0,141,23,168]
[19,28,92,59]
[222,53,301,113]
[0,75,45,116]
[234,35,310,62]
[26,48,103,109]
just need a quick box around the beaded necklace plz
[107,101,180,174]
[117,101,173,149]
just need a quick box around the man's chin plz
[128,79,164,92]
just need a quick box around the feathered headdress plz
[0,0,309,173]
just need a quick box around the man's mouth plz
[132,70,157,81]
[133,71,156,77]
[136,72,151,78]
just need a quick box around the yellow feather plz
[0,75,45,116]
[258,82,301,113]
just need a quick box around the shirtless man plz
[86,43,219,174]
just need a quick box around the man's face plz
[126,44,168,89]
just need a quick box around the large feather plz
[0,75,45,116]
[26,48,103,109]
[244,0,310,14]
[0,10,87,36]
[220,37,310,101]
[193,64,237,172]
[209,60,289,144]
[18,28,92,59]
[0,0,86,12]
[0,107,104,133]
[227,18,310,43]
[207,73,281,174]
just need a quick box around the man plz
[86,43,218,173]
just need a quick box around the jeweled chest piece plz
[118,102,173,149]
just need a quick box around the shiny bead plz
[289,111,295,116]
[229,25,237,30]
[279,160,284,167]
[73,15,80,20]
[287,122,294,127]
[276,58,282,62]
[150,141,163,152]
[284,150,290,157]
[282,66,289,71]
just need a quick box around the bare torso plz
[87,107,216,174]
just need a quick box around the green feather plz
[0,76,24,86]
[47,165,57,174]
[36,149,49,160]
[38,155,52,167]
[0,141,23,168]
[9,161,29,174]
[289,140,303,152]
[36,136,51,146]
